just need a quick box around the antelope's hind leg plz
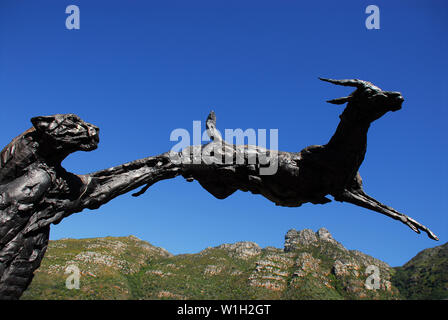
[332,173,439,241]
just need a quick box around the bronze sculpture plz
[0,78,438,300]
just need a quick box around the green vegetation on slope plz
[392,242,448,300]
[21,235,172,300]
[24,229,448,300]
[22,228,406,300]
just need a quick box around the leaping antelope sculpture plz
[0,78,438,299]
[176,78,438,242]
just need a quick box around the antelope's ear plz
[31,115,57,132]
[326,96,351,105]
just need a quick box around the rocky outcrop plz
[218,241,262,260]
[333,260,360,278]
[284,229,317,251]
[203,265,223,276]
[246,228,399,299]
[285,227,347,252]
[249,252,294,291]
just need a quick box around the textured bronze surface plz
[0,79,438,299]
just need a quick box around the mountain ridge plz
[21,228,447,300]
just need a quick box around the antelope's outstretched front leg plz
[332,174,439,240]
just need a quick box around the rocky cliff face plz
[21,228,418,300]
[250,228,397,299]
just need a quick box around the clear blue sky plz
[0,0,447,267]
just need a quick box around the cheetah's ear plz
[31,115,58,132]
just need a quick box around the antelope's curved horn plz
[319,77,366,88]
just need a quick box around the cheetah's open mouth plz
[80,135,99,151]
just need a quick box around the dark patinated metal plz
[0,78,438,299]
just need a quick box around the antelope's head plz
[320,78,404,123]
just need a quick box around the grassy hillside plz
[392,242,448,300]
[22,228,405,300]
[21,235,172,300]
